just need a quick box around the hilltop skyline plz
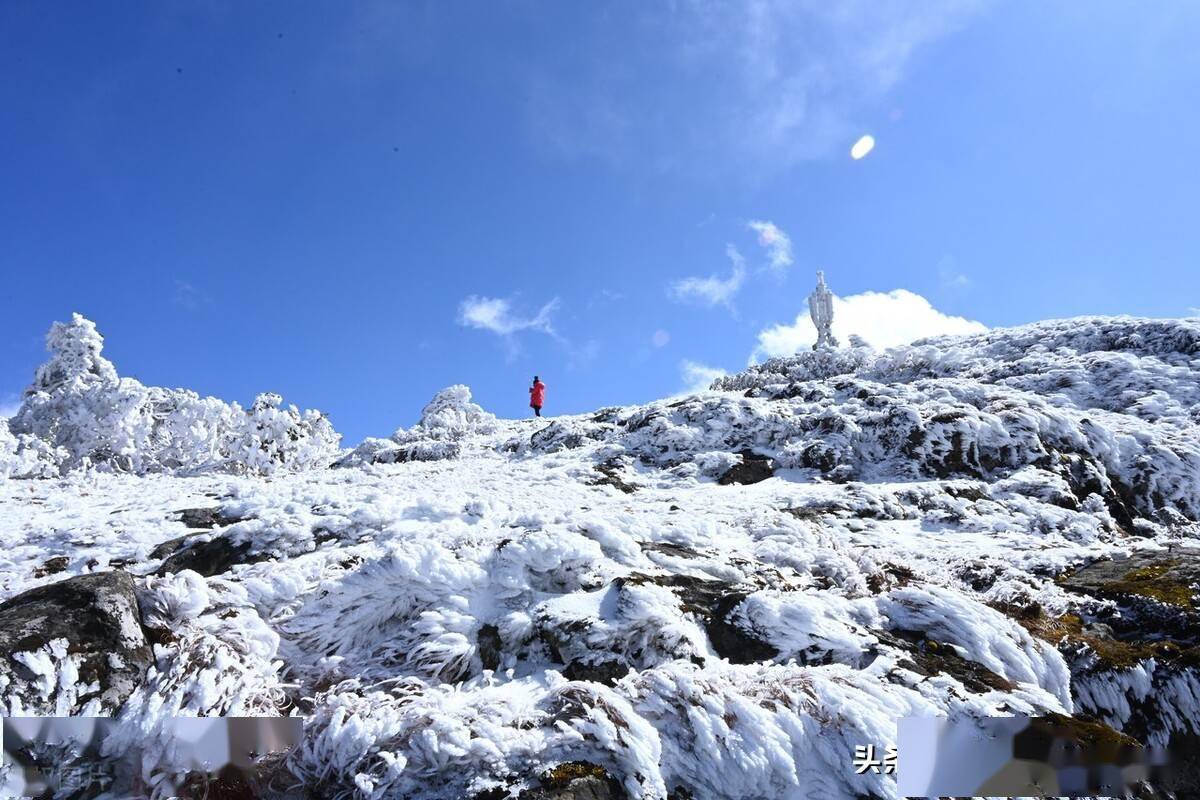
[3,2,1199,443]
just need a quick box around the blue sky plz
[2,2,1199,444]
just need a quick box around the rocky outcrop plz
[173,506,247,530]
[1005,550,1200,748]
[716,451,774,486]
[155,534,265,578]
[477,623,502,672]
[879,629,1014,694]
[522,762,626,800]
[32,555,69,578]
[474,762,626,800]
[152,506,264,577]
[0,571,152,714]
[1060,548,1199,616]
[589,460,640,494]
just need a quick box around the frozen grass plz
[0,315,1198,797]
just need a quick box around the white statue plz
[808,270,838,351]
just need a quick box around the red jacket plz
[529,380,546,407]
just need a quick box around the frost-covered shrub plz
[610,320,1200,521]
[412,384,497,439]
[626,663,922,800]
[281,540,488,683]
[224,393,341,474]
[286,676,552,800]
[0,418,62,478]
[536,581,710,675]
[713,341,876,392]
[338,385,494,466]
[286,672,664,800]
[507,417,614,455]
[721,317,1200,422]
[6,314,341,476]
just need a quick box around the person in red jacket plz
[529,376,546,417]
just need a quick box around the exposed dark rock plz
[530,421,606,453]
[177,770,260,800]
[589,460,639,494]
[943,483,988,502]
[879,629,1015,693]
[155,534,265,578]
[0,571,152,714]
[590,407,622,424]
[539,621,630,687]
[173,507,246,530]
[799,442,840,472]
[865,563,915,594]
[717,450,775,486]
[150,534,195,561]
[523,762,626,800]
[1057,549,1200,651]
[922,429,985,479]
[562,659,630,686]
[624,410,660,433]
[705,591,779,663]
[1057,453,1136,530]
[639,541,703,561]
[1016,607,1199,670]
[32,555,69,578]
[478,623,502,672]
[472,788,510,800]
[1147,733,1200,797]
[621,574,778,663]
[539,574,779,682]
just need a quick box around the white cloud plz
[680,360,726,393]
[747,220,793,271]
[937,255,970,289]
[669,245,747,308]
[0,399,20,419]
[850,134,876,160]
[652,330,671,348]
[172,280,211,310]
[752,288,986,361]
[457,295,560,337]
[1188,307,1200,317]
[940,270,970,289]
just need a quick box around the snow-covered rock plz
[0,314,1197,798]
[0,571,152,716]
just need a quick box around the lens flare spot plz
[850,135,876,160]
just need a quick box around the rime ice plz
[0,314,1197,798]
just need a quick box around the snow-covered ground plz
[0,315,1197,798]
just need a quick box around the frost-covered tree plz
[224,393,342,474]
[410,384,497,440]
[337,384,496,467]
[27,313,118,394]
[5,314,342,476]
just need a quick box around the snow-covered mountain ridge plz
[0,314,1197,798]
